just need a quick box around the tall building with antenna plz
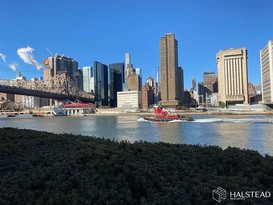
[44,54,79,83]
[125,53,131,68]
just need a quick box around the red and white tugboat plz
[143,106,193,122]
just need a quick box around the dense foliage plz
[0,128,272,204]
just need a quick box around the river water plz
[1,114,273,156]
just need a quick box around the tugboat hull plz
[143,116,193,122]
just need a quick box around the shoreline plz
[1,107,273,117]
[93,109,273,116]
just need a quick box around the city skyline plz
[1,1,273,89]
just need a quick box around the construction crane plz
[46,48,54,56]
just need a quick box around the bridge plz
[0,73,94,103]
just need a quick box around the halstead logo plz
[229,191,271,201]
[212,187,226,202]
[212,187,271,202]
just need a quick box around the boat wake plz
[194,118,273,124]
[169,119,189,123]
[138,118,148,122]
[138,118,189,123]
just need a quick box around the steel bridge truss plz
[0,73,94,102]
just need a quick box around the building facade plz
[94,61,108,107]
[44,55,83,91]
[135,68,142,86]
[177,66,184,104]
[117,91,140,109]
[203,72,218,94]
[199,72,218,105]
[260,40,273,103]
[217,48,249,106]
[125,53,131,68]
[14,95,49,108]
[146,76,154,87]
[109,63,125,107]
[125,53,134,87]
[127,74,141,91]
[0,93,14,102]
[76,69,83,90]
[82,66,93,93]
[141,83,154,109]
[192,77,196,91]
[160,33,183,107]
[45,55,78,81]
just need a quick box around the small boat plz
[143,106,194,122]
[53,107,67,116]
[32,114,44,117]
[7,114,16,117]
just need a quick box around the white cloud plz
[8,62,18,71]
[0,53,7,63]
[17,46,43,70]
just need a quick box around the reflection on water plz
[213,122,251,150]
[0,115,273,156]
[151,122,182,143]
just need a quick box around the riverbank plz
[2,106,273,117]
[0,128,272,204]
[92,107,273,116]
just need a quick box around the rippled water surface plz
[1,114,273,156]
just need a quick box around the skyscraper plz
[260,40,273,103]
[202,72,218,103]
[217,48,249,106]
[192,77,196,91]
[94,61,108,107]
[135,68,142,86]
[45,55,78,83]
[109,63,125,107]
[203,72,218,93]
[125,53,134,87]
[127,74,141,91]
[44,54,81,106]
[160,33,183,107]
[82,66,93,93]
[75,69,83,90]
[146,76,154,87]
[125,53,131,68]
[177,66,184,104]
[155,68,160,104]
[141,83,154,109]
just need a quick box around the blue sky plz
[1,0,273,89]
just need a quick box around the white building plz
[117,91,141,109]
[125,53,131,68]
[82,66,93,93]
[210,93,219,107]
[23,96,41,108]
[260,40,273,103]
[217,48,249,105]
